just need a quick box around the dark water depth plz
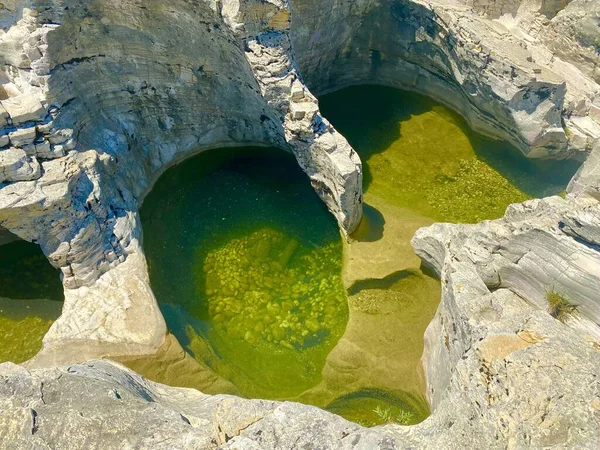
[0,240,63,363]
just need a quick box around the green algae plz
[319,85,581,223]
[140,147,348,400]
[0,240,63,363]
[0,301,58,364]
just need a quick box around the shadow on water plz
[320,86,432,193]
[325,388,429,427]
[141,147,342,314]
[0,240,63,363]
[139,145,434,425]
[351,202,386,243]
[347,269,418,296]
[0,240,63,302]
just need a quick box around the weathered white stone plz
[569,140,600,199]
[33,140,65,159]
[0,147,40,182]
[1,93,46,124]
[242,22,363,234]
[0,104,8,125]
[0,134,9,147]
[36,120,53,134]
[7,125,36,147]
[47,127,73,145]
[290,79,305,100]
[291,0,599,158]
[3,348,600,449]
[0,1,598,449]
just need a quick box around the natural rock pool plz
[137,148,349,401]
[319,85,580,223]
[132,86,581,427]
[0,238,63,364]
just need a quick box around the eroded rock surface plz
[291,0,600,158]
[0,0,599,448]
[411,141,600,448]
[0,0,362,361]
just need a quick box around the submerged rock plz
[201,228,347,350]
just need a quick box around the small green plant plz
[373,406,414,425]
[594,41,600,54]
[546,290,577,322]
[373,405,394,423]
[395,410,414,425]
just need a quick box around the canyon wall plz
[291,0,600,159]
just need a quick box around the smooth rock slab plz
[1,94,46,125]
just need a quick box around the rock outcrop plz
[291,0,600,158]
[1,328,599,449]
[411,141,600,448]
[0,0,362,362]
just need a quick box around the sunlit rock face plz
[0,0,362,363]
[290,0,600,159]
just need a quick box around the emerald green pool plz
[139,86,581,428]
[0,240,63,363]
[319,85,580,224]
[141,148,348,400]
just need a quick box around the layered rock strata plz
[0,0,361,362]
[407,142,600,450]
[222,0,362,232]
[291,0,600,158]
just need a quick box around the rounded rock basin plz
[139,147,349,400]
[132,86,581,427]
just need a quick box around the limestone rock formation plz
[0,0,599,448]
[411,140,600,448]
[0,0,362,363]
[291,0,600,158]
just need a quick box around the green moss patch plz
[547,290,578,322]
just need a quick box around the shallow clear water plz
[141,148,349,400]
[314,85,581,426]
[0,240,63,363]
[137,86,581,428]
[319,85,581,223]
